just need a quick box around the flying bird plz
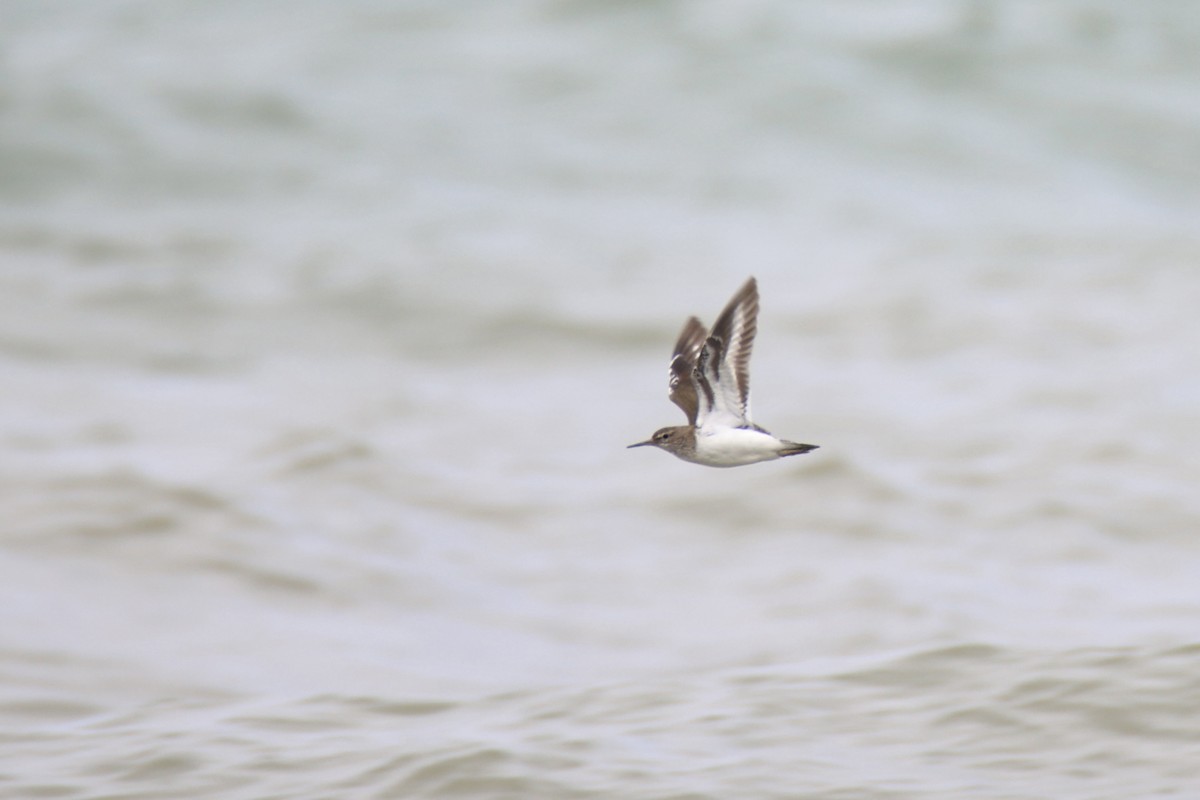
[628,277,817,467]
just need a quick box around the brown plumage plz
[629,277,818,467]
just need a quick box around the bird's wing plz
[694,277,758,431]
[667,316,707,426]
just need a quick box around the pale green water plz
[2,1,1200,797]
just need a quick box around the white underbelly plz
[691,427,781,467]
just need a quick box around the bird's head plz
[627,426,691,455]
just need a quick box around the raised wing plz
[694,277,758,430]
[667,316,707,425]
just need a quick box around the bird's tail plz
[779,441,818,457]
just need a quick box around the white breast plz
[692,426,783,467]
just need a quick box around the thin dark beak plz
[627,439,654,449]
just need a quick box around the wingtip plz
[732,277,759,314]
[675,316,707,348]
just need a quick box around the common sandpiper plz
[628,277,818,467]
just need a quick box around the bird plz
[628,277,818,467]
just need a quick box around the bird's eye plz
[656,432,668,441]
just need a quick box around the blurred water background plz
[2,1,1200,797]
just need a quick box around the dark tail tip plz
[779,443,818,457]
